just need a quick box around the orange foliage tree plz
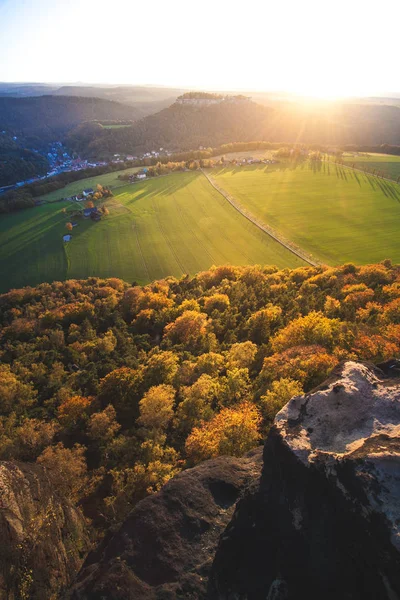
[185,401,261,464]
[57,395,93,429]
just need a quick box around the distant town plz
[0,135,173,195]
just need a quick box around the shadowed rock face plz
[69,361,400,600]
[69,450,262,599]
[210,361,400,600]
[0,461,89,600]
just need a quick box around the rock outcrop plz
[210,361,400,599]
[70,361,400,600]
[0,461,89,600]
[69,450,263,599]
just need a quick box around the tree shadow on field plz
[335,166,344,180]
[352,170,362,187]
[365,175,376,190]
[2,208,66,251]
[375,180,389,197]
[310,160,322,174]
[381,180,400,203]
[123,173,198,205]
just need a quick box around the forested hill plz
[67,98,400,157]
[67,100,275,155]
[3,94,400,157]
[0,95,139,141]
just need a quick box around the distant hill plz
[67,99,274,156]
[52,84,184,105]
[3,91,400,161]
[0,95,139,142]
[66,97,400,157]
[0,83,184,120]
[0,82,59,97]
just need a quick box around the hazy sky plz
[0,0,399,97]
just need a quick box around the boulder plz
[0,461,89,600]
[210,361,400,599]
[69,450,262,599]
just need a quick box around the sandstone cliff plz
[210,361,400,599]
[0,461,89,600]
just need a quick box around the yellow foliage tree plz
[246,305,282,344]
[185,401,261,464]
[137,384,175,436]
[271,311,341,352]
[227,341,258,369]
[37,442,87,499]
[88,405,120,443]
[260,378,303,423]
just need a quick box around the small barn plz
[63,235,72,242]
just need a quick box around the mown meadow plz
[0,171,303,292]
[211,160,400,265]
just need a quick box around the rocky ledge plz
[69,360,400,599]
[69,450,262,599]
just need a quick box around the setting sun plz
[0,0,398,98]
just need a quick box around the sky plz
[0,0,399,98]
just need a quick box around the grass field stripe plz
[151,193,187,275]
[185,181,254,264]
[171,190,218,265]
[132,222,151,281]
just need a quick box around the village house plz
[82,188,94,197]
[63,234,72,242]
[83,206,102,221]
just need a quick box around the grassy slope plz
[0,201,69,291]
[211,162,400,265]
[342,153,400,180]
[66,172,303,283]
[36,167,142,203]
[0,172,303,292]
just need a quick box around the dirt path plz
[200,169,319,267]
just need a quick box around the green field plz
[0,172,303,292]
[0,200,70,291]
[210,161,400,265]
[36,167,142,203]
[341,153,400,181]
